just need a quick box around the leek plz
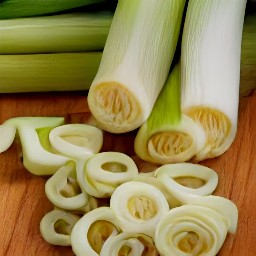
[240,14,256,96]
[110,181,169,237]
[134,63,206,164]
[0,52,102,93]
[180,0,247,161]
[40,208,80,246]
[0,12,112,54]
[154,205,229,256]
[87,0,186,133]
[0,0,108,19]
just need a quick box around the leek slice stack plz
[180,0,247,161]
[88,0,186,133]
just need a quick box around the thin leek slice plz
[88,0,186,133]
[70,207,120,256]
[110,181,169,237]
[49,124,103,160]
[155,163,218,207]
[1,117,69,175]
[40,208,80,246]
[154,205,229,256]
[134,64,206,164]
[100,232,158,256]
[76,152,139,198]
[0,123,16,153]
[181,0,247,161]
[45,161,89,210]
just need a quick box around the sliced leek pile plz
[0,0,115,92]
[0,116,238,255]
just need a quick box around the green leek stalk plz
[134,64,205,164]
[0,52,102,93]
[0,0,108,19]
[0,12,112,54]
[87,0,186,133]
[240,14,256,96]
[180,0,247,161]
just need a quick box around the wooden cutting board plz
[0,91,255,256]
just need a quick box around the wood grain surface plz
[0,91,255,256]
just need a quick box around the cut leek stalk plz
[0,117,69,175]
[0,12,112,54]
[76,152,139,198]
[0,0,107,19]
[0,52,102,93]
[40,208,80,246]
[49,124,103,160]
[110,181,169,237]
[100,232,158,256]
[240,14,256,96]
[134,63,206,164]
[71,207,120,256]
[88,0,186,133]
[45,161,89,210]
[155,163,218,207]
[154,205,229,256]
[181,0,247,161]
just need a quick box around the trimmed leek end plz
[134,64,206,164]
[40,208,80,246]
[88,0,186,133]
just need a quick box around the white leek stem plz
[110,181,169,237]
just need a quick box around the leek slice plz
[100,232,158,256]
[155,163,218,207]
[0,123,16,153]
[45,161,89,210]
[181,0,247,161]
[154,205,229,256]
[88,0,186,133]
[0,0,107,19]
[134,64,206,164]
[0,117,69,175]
[110,181,169,237]
[49,124,103,160]
[40,208,80,246]
[0,52,102,93]
[76,152,139,198]
[70,207,120,256]
[0,12,112,54]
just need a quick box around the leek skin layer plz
[0,0,107,19]
[0,52,102,93]
[181,0,247,161]
[88,0,186,133]
[0,12,112,54]
[134,64,205,164]
[240,14,256,96]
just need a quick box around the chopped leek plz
[0,12,112,54]
[88,0,186,133]
[180,0,247,161]
[134,63,206,164]
[0,53,102,93]
[110,181,169,237]
[0,0,108,19]
[154,205,229,256]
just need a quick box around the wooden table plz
[0,91,255,256]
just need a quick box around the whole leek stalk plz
[134,64,205,164]
[87,0,186,133]
[0,0,108,19]
[0,52,102,93]
[180,0,247,161]
[0,12,112,54]
[240,14,256,96]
